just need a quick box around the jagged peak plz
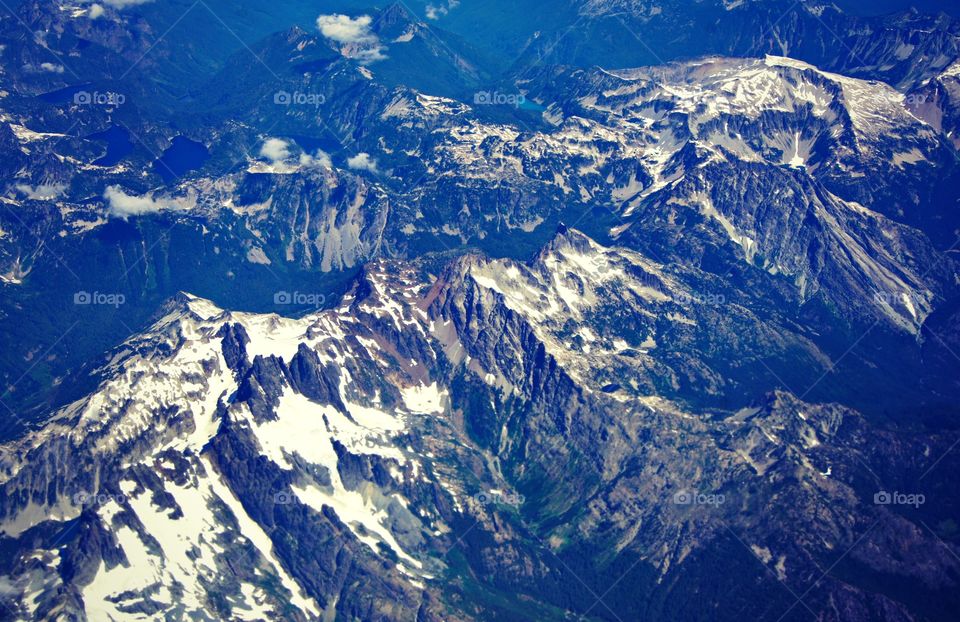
[157,291,225,323]
[376,1,420,27]
[537,224,603,259]
[438,228,628,295]
[248,25,317,52]
[286,25,309,38]
[433,228,606,298]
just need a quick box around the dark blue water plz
[87,126,135,167]
[153,136,210,182]
[518,100,546,112]
[38,84,92,104]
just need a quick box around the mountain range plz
[1,0,959,620]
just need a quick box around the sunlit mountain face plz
[0,1,959,620]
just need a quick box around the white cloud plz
[15,183,67,201]
[316,14,387,64]
[346,152,379,174]
[352,46,387,64]
[254,139,332,173]
[259,138,292,164]
[300,149,332,169]
[76,0,149,14]
[317,14,375,43]
[101,0,154,9]
[104,186,193,219]
[39,63,64,74]
[426,0,459,20]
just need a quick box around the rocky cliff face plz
[909,60,960,149]
[1,229,957,621]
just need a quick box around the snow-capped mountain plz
[2,229,958,620]
[513,0,960,89]
[2,20,959,430]
[4,51,956,323]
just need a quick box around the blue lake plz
[153,136,210,182]
[87,126,134,168]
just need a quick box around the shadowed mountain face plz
[0,0,959,620]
